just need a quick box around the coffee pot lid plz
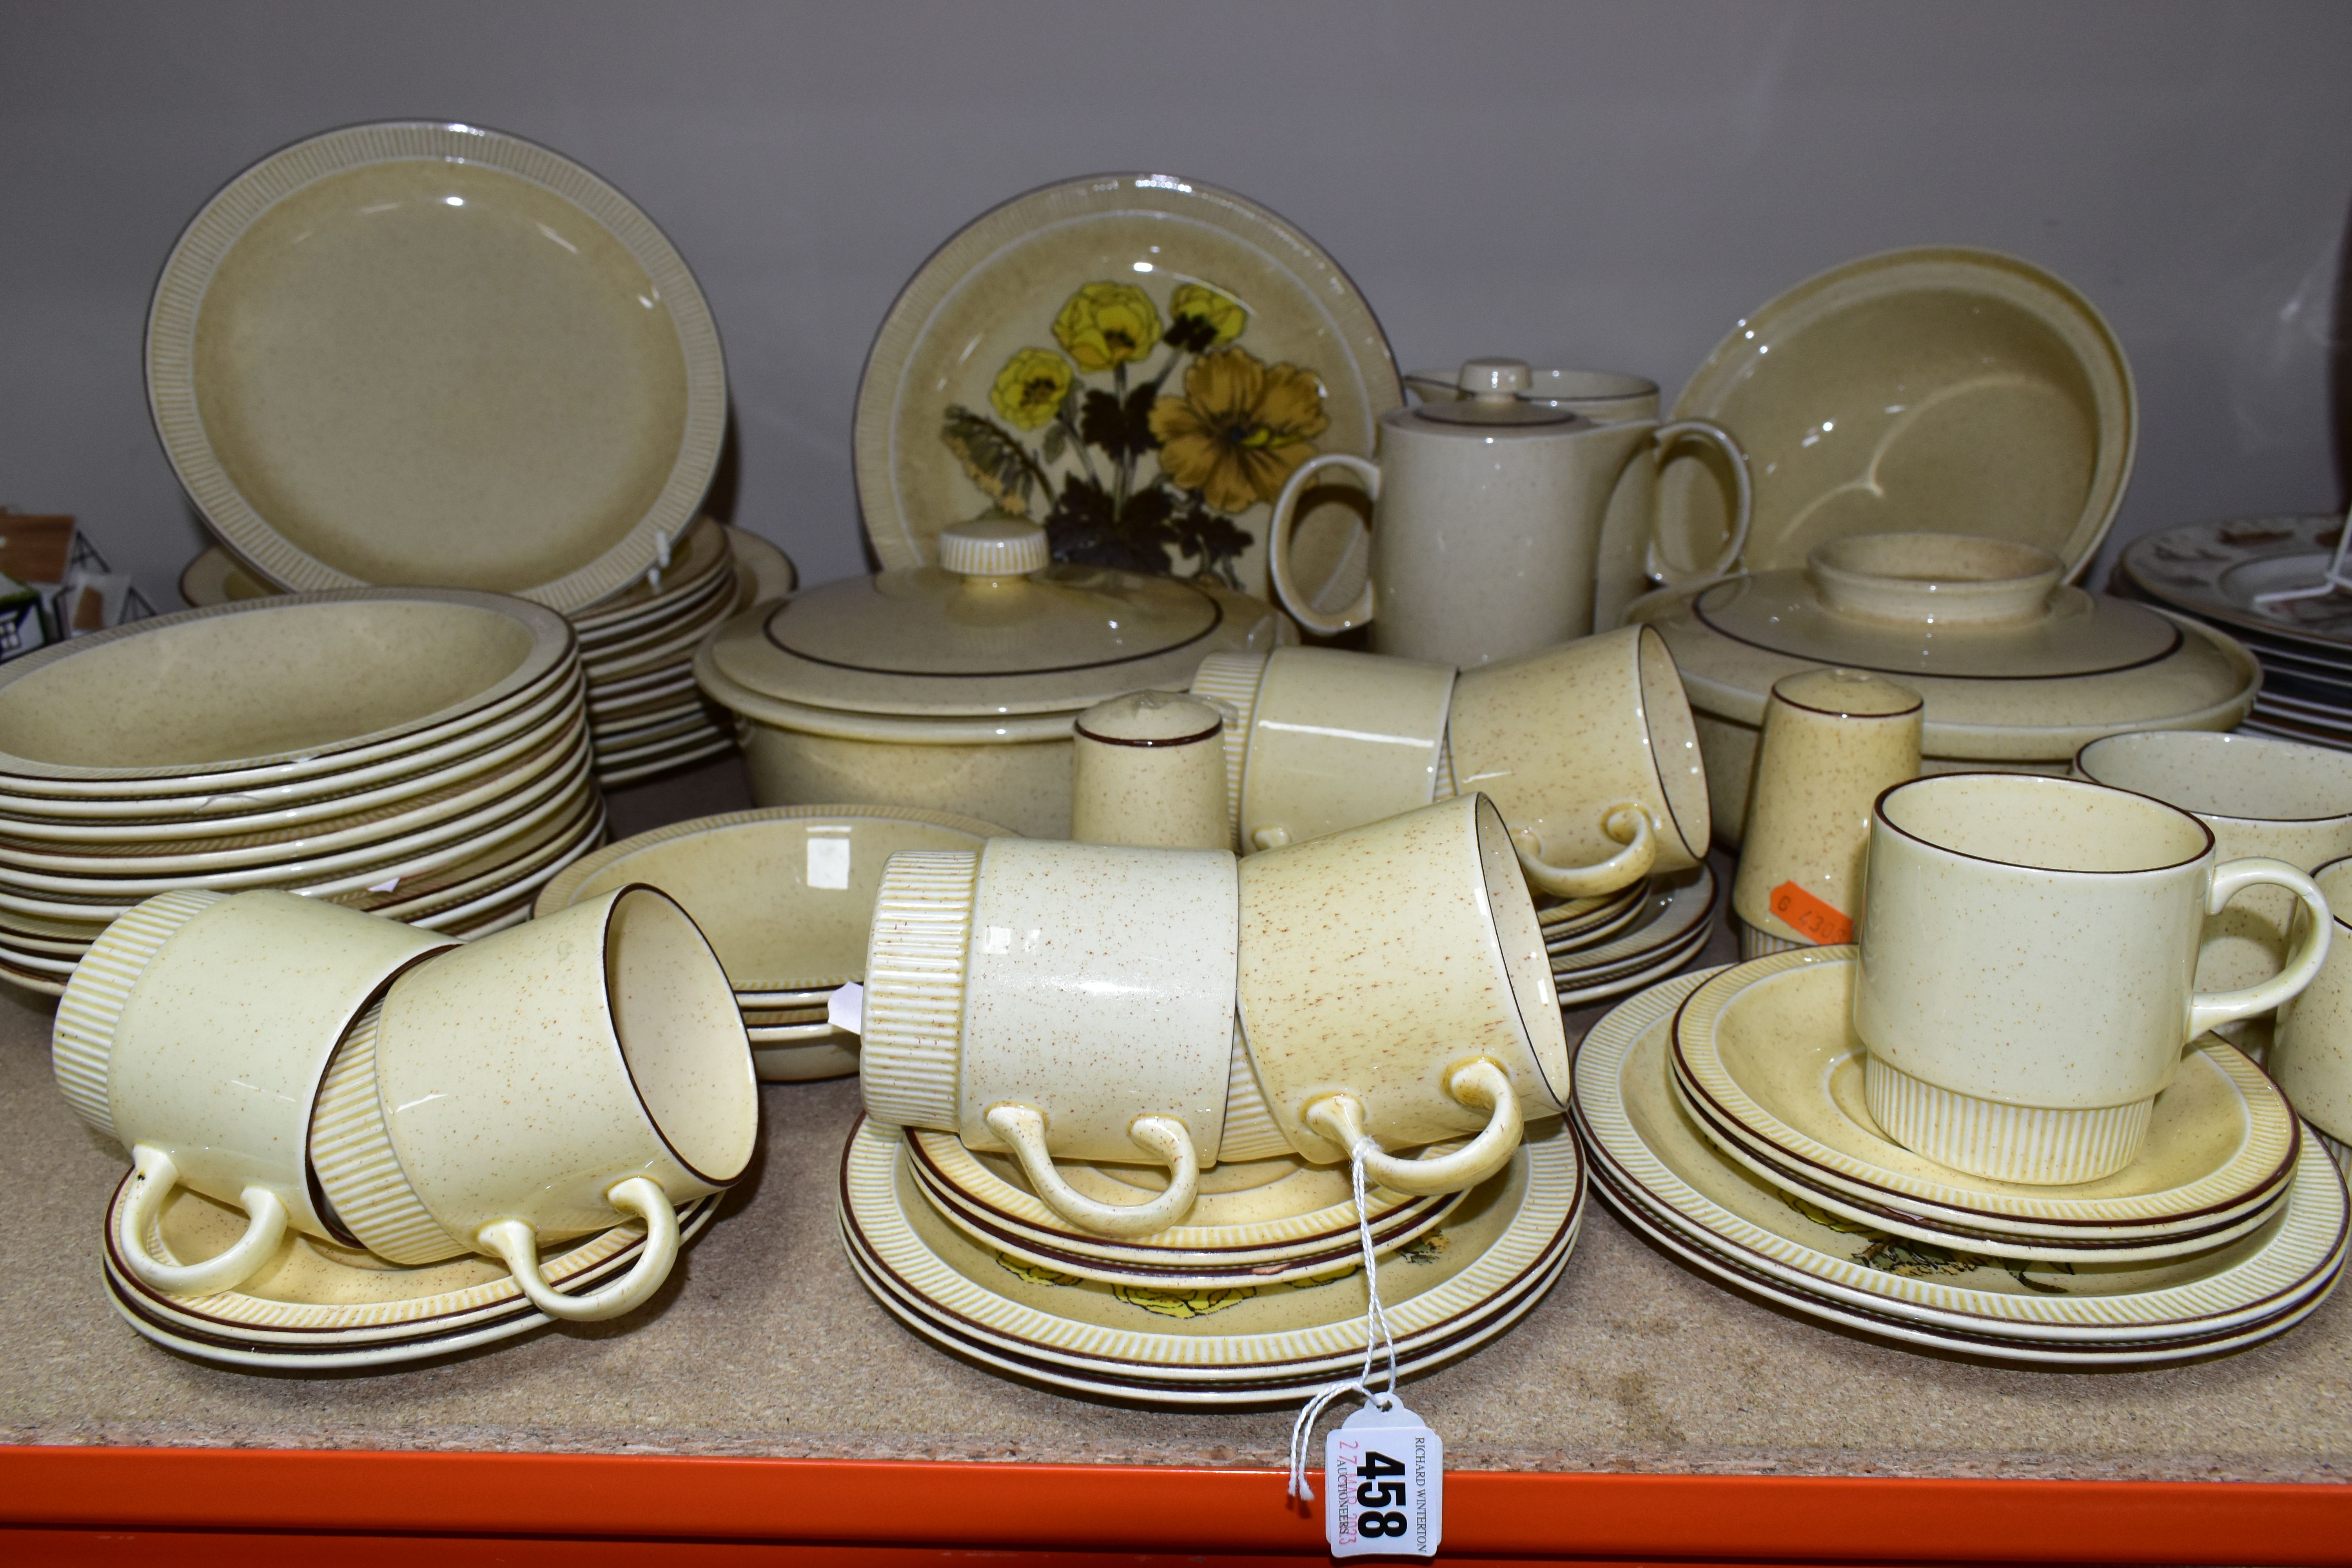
[1407,359,1584,428]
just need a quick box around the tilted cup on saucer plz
[1856,772,2331,1183]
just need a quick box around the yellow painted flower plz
[1052,281,1162,371]
[1148,346,1330,514]
[987,347,1073,431]
[1169,282,1247,344]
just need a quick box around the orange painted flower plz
[1148,347,1329,514]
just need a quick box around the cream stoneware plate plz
[722,527,797,605]
[855,173,1399,596]
[1657,247,2133,582]
[148,121,725,612]
[840,1114,1578,1380]
[1576,968,2349,1343]
[1672,949,2299,1235]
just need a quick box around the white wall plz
[3,0,2347,605]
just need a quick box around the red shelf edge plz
[0,1446,2347,1562]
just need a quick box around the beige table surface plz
[2,757,2346,1485]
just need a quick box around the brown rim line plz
[837,1116,1586,1377]
[1688,586,2184,684]
[1870,771,2217,877]
[1070,718,1225,749]
[1662,991,2299,1232]
[1552,920,1714,983]
[1570,1100,2347,1338]
[760,591,1227,681]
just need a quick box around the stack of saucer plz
[0,590,602,992]
[1544,864,1719,1009]
[535,804,1011,1081]
[841,1114,1584,1405]
[1577,962,2348,1365]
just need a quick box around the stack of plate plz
[842,1114,1583,1405]
[1577,962,2348,1365]
[535,804,1010,1081]
[0,590,601,994]
[1544,865,1720,1010]
[2122,515,2352,750]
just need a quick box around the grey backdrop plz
[4,0,2348,606]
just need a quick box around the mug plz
[1235,793,1566,1194]
[1270,360,1751,668]
[2271,856,2352,1147]
[53,888,453,1297]
[310,886,757,1321]
[860,837,1238,1238]
[1856,772,2331,1183]
[1069,690,1232,851]
[1447,625,1712,899]
[1732,668,1922,957]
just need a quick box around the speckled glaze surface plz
[56,889,451,1238]
[1858,773,2331,1182]
[2075,731,2352,998]
[368,888,756,1259]
[1225,646,1453,855]
[2273,859,2352,1144]
[1656,247,2133,583]
[1448,625,1711,884]
[147,122,724,613]
[534,804,1011,993]
[1732,669,1922,946]
[1070,691,1230,851]
[1234,794,1566,1160]
[1575,967,2350,1347]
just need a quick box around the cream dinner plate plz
[840,1114,1579,1380]
[1576,968,2349,1343]
[1672,950,2300,1236]
[148,122,725,613]
[854,173,1399,596]
[1658,247,2133,582]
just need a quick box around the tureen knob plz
[1457,358,1534,401]
[939,518,1051,579]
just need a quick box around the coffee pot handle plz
[1300,1058,1522,1195]
[114,1143,290,1298]
[2189,858,2333,1036]
[984,1105,1203,1239]
[1267,454,1380,637]
[1644,419,1753,584]
[1511,805,1656,900]
[475,1175,681,1323]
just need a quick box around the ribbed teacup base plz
[1737,921,1808,961]
[1862,1055,2153,1185]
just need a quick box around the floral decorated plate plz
[2122,515,2352,655]
[855,174,1399,596]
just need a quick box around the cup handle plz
[1300,1058,1522,1195]
[1267,453,1380,637]
[1644,419,1753,584]
[114,1143,289,1298]
[1250,825,1293,853]
[983,1103,1202,1239]
[2188,857,2334,1036]
[1511,805,1655,899]
[475,1175,681,1323]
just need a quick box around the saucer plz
[1673,950,2299,1236]
[1549,866,1714,956]
[1553,923,1713,1010]
[1577,969,2348,1345]
[105,1175,719,1367]
[1536,877,1647,934]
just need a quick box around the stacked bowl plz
[0,589,600,992]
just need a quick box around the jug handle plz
[1268,454,1380,637]
[1645,419,1753,583]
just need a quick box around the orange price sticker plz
[1769,881,1854,946]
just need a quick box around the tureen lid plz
[701,519,1288,720]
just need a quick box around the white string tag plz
[828,981,864,1036]
[1285,1134,1445,1559]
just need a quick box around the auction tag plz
[1325,1398,1441,1558]
[1768,880,1853,945]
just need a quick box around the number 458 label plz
[1325,1399,1442,1558]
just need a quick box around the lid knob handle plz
[938,519,1051,579]
[1457,358,1534,401]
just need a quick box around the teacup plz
[52,888,453,1296]
[2272,857,2352,1147]
[1857,772,2330,1183]
[310,887,757,1321]
[859,838,1238,1238]
[1447,625,1712,898]
[1069,691,1232,851]
[1235,793,1566,1194]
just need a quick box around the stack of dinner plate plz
[0,590,601,994]
[842,1113,1584,1405]
[534,804,1007,1082]
[1577,961,2348,1365]
[1544,865,1720,1009]
[2122,515,2352,750]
